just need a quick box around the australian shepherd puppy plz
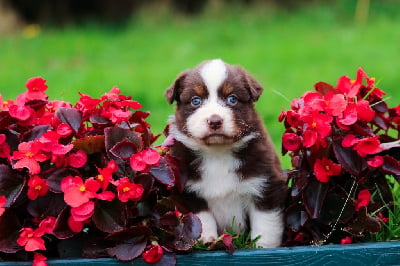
[164,59,287,248]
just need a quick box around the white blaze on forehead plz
[199,59,227,98]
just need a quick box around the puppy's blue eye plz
[191,96,202,106]
[227,95,238,106]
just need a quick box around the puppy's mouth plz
[202,134,234,145]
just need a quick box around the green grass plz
[1,2,400,168]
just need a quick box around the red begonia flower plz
[108,108,132,124]
[322,91,347,117]
[367,155,384,168]
[338,103,358,126]
[27,175,49,200]
[56,123,73,137]
[353,136,382,157]
[68,216,84,233]
[61,176,100,207]
[314,158,341,183]
[335,75,360,99]
[17,228,46,252]
[130,153,147,172]
[342,134,359,147]
[377,212,388,223]
[142,244,163,264]
[68,150,87,168]
[9,105,33,121]
[39,131,73,156]
[71,201,95,222]
[0,134,11,158]
[115,177,143,202]
[142,148,160,165]
[302,112,332,148]
[33,252,47,266]
[38,216,56,234]
[12,141,48,175]
[341,236,352,245]
[356,100,375,122]
[355,189,371,211]
[0,93,15,111]
[25,77,48,100]
[0,195,7,216]
[96,191,115,201]
[282,133,301,151]
[120,100,143,110]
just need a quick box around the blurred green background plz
[1,0,400,168]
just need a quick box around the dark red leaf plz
[285,203,309,231]
[381,155,400,176]
[314,81,334,95]
[106,225,152,242]
[0,212,22,253]
[0,165,25,207]
[318,194,355,225]
[27,192,66,218]
[332,137,367,177]
[83,237,113,258]
[23,125,52,142]
[110,141,138,160]
[89,113,111,125]
[107,240,146,261]
[371,100,388,113]
[373,114,389,131]
[165,154,185,193]
[303,180,328,219]
[46,168,80,193]
[172,213,201,251]
[134,173,155,200]
[351,121,375,137]
[92,199,126,233]
[160,211,178,227]
[104,127,142,161]
[55,107,83,133]
[150,157,175,187]
[53,207,76,239]
[344,207,381,237]
[73,135,105,155]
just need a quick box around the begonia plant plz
[0,77,201,265]
[280,68,400,246]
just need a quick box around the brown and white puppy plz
[165,59,287,248]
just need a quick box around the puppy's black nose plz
[207,115,223,130]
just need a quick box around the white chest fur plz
[186,150,266,232]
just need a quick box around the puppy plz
[165,59,287,248]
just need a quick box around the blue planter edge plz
[1,241,400,265]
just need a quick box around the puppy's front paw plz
[196,211,218,243]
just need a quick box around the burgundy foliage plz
[280,68,400,246]
[0,78,201,264]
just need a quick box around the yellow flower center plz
[32,87,38,91]
[27,233,34,238]
[122,186,130,193]
[311,122,317,129]
[79,185,86,192]
[25,152,34,158]
[97,174,104,182]
[35,185,42,191]
[3,101,8,106]
[325,165,331,172]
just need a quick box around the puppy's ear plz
[165,71,189,104]
[245,73,264,102]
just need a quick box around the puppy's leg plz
[249,206,283,248]
[196,211,218,243]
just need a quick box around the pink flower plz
[282,133,301,151]
[33,253,47,266]
[27,175,49,200]
[68,216,84,233]
[0,196,7,216]
[12,141,48,174]
[61,176,100,207]
[142,244,163,264]
[0,134,11,158]
[342,134,359,147]
[130,148,160,172]
[17,228,46,252]
[67,150,87,168]
[353,136,381,157]
[341,236,352,245]
[25,77,48,100]
[355,189,371,211]
[39,217,56,234]
[115,177,143,202]
[71,201,95,222]
[314,158,341,183]
[356,100,375,122]
[367,156,384,168]
[9,105,34,121]
[302,112,333,148]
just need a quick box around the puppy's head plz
[165,59,263,146]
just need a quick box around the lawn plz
[1,1,400,168]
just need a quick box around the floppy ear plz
[243,70,264,102]
[164,71,189,104]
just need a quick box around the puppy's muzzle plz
[207,115,223,131]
